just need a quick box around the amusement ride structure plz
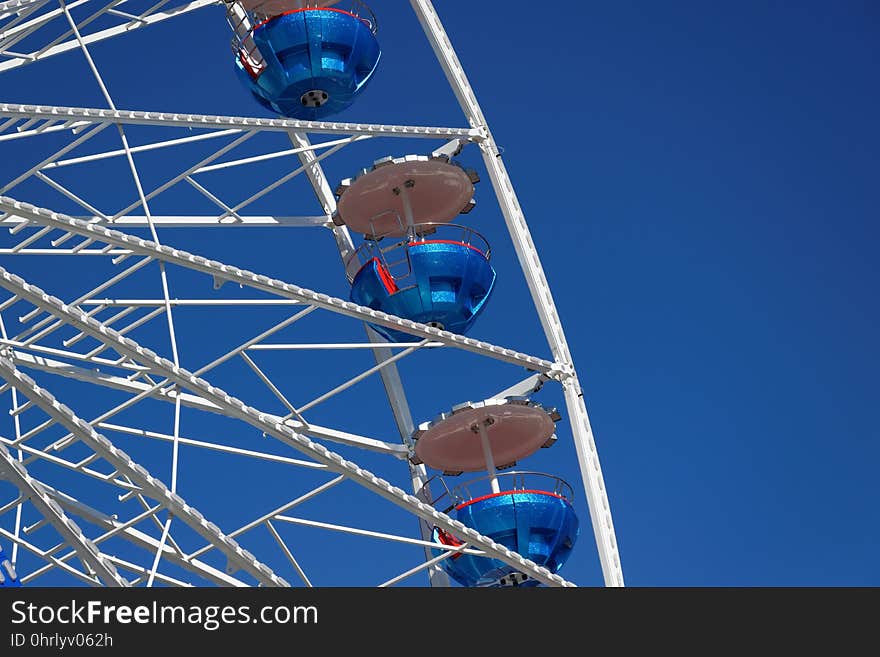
[0,0,624,587]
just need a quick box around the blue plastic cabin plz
[432,488,579,587]
[0,544,20,587]
[350,238,496,342]
[234,7,381,119]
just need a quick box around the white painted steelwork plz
[0,0,623,588]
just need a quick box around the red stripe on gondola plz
[373,258,398,294]
[434,528,465,560]
[410,239,487,258]
[252,7,371,33]
[353,257,398,294]
[455,489,567,511]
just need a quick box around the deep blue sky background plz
[0,1,877,586]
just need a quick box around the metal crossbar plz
[0,267,574,587]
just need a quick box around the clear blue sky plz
[0,1,877,586]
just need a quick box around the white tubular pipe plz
[476,421,500,494]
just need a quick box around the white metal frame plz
[0,0,623,587]
[0,267,573,586]
[409,0,624,586]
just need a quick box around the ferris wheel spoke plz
[0,121,110,194]
[65,306,139,349]
[81,307,166,359]
[198,133,369,176]
[211,137,356,223]
[131,492,187,558]
[10,257,154,346]
[192,304,318,378]
[289,338,430,417]
[0,103,478,139]
[1,433,144,490]
[0,0,627,589]
[109,559,189,587]
[19,496,165,584]
[33,171,110,221]
[0,0,218,73]
[0,527,104,585]
[0,197,559,374]
[264,519,311,587]
[0,0,87,55]
[37,485,251,586]
[378,542,471,588]
[109,130,258,222]
[185,474,345,561]
[0,0,52,23]
[0,102,475,236]
[267,514,484,587]
[425,0,628,585]
[37,0,127,65]
[96,422,329,470]
[0,338,148,373]
[144,515,173,587]
[183,176,244,223]
[287,131,339,219]
[47,128,244,170]
[4,345,406,456]
[0,266,574,587]
[0,118,95,143]
[272,514,483,555]
[0,439,128,585]
[238,351,306,423]
[0,355,291,586]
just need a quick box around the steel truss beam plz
[41,485,250,586]
[0,525,99,585]
[0,0,619,588]
[2,215,329,227]
[0,0,49,16]
[0,196,559,375]
[0,267,574,587]
[0,103,479,139]
[7,347,408,456]
[0,0,84,53]
[0,438,128,585]
[0,354,290,586]
[0,0,219,73]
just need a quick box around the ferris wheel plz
[0,0,624,588]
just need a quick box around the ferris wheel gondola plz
[0,0,624,589]
[227,0,381,119]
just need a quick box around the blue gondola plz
[431,478,579,587]
[0,544,21,587]
[233,5,381,119]
[349,232,496,342]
